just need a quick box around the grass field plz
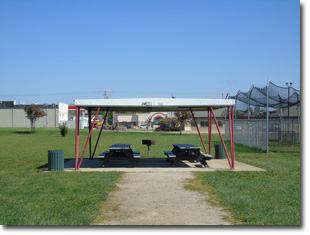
[0,127,300,225]
[0,128,123,225]
[187,142,300,225]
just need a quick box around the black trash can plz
[48,150,64,171]
[214,143,227,159]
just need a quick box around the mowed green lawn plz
[0,128,300,225]
[189,142,300,225]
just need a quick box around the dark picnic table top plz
[172,144,201,150]
[109,144,131,150]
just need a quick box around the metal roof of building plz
[74,98,235,112]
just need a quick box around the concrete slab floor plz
[64,158,265,172]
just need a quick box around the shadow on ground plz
[37,158,73,169]
[14,131,32,134]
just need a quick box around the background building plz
[0,101,68,128]
[187,109,226,133]
[113,112,170,127]
[113,110,226,132]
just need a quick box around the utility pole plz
[103,89,110,126]
[103,88,111,99]
[285,82,293,133]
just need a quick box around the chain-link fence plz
[268,119,300,144]
[226,119,268,150]
[225,118,300,151]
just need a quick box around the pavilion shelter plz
[73,98,236,170]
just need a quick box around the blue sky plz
[0,0,300,105]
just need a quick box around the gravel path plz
[96,172,232,225]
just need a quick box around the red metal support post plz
[75,107,80,170]
[231,107,235,169]
[190,108,208,154]
[91,109,109,159]
[210,107,232,169]
[88,107,92,159]
[77,107,101,169]
[208,109,212,154]
[228,107,234,169]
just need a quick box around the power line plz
[1,89,221,98]
[0,90,101,97]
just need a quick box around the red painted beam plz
[75,107,80,170]
[88,107,92,159]
[210,107,232,169]
[77,107,100,169]
[190,108,208,154]
[92,109,109,159]
[208,109,212,154]
[228,107,234,169]
[231,107,235,169]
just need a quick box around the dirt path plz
[95,172,232,225]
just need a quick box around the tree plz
[174,111,192,135]
[158,117,179,127]
[167,117,179,127]
[108,112,113,125]
[24,104,47,133]
[59,122,69,137]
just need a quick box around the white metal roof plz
[74,98,235,111]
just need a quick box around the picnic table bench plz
[98,144,140,167]
[164,144,212,167]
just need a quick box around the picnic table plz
[164,144,211,167]
[98,144,140,167]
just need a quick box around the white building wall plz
[117,114,136,123]
[114,113,142,126]
[113,112,169,127]
[58,102,68,124]
[137,113,149,125]
[67,116,87,129]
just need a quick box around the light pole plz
[286,82,293,133]
[44,104,48,128]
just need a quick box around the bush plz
[166,126,181,132]
[59,123,69,137]
[155,127,161,132]
[155,126,181,132]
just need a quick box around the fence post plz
[266,79,270,153]
[297,104,300,143]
